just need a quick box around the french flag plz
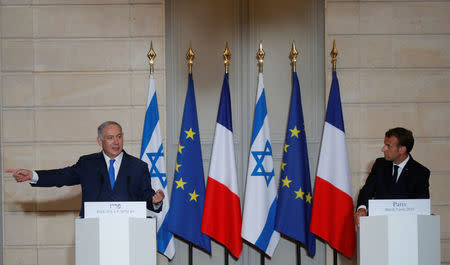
[201,73,243,258]
[310,71,356,258]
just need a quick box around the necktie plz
[392,165,399,183]
[109,159,116,189]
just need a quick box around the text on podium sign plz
[84,201,146,218]
[369,199,430,216]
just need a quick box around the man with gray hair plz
[7,121,165,217]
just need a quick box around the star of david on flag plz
[146,144,166,188]
[140,73,175,259]
[242,72,280,257]
[251,140,275,186]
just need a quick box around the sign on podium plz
[76,202,156,265]
[359,199,440,265]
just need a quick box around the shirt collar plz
[394,155,409,169]
[102,151,123,165]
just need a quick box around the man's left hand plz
[152,189,165,204]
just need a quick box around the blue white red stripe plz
[201,73,242,258]
[310,71,356,258]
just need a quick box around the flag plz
[201,73,242,258]
[274,71,315,256]
[310,70,356,258]
[167,73,211,253]
[140,73,175,259]
[242,73,280,257]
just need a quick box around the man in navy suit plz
[355,127,430,226]
[7,121,165,217]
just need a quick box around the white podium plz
[359,215,440,265]
[75,217,156,265]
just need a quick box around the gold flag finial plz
[289,41,299,72]
[330,40,338,71]
[223,41,231,74]
[147,41,156,74]
[186,42,195,74]
[256,41,265,73]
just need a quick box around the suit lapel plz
[96,152,108,179]
[115,151,130,187]
[384,160,394,186]
[397,156,413,183]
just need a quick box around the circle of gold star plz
[185,128,196,140]
[175,177,187,189]
[290,126,301,138]
[295,187,305,199]
[189,190,199,202]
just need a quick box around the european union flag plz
[167,74,211,253]
[274,71,315,256]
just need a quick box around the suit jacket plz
[32,151,161,217]
[356,156,430,209]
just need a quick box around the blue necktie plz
[392,165,399,184]
[109,159,115,189]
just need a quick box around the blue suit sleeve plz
[356,159,379,209]
[33,158,83,187]
[135,162,162,213]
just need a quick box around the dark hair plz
[385,127,414,153]
[97,121,122,140]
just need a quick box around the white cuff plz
[30,171,39,184]
[153,201,162,210]
[357,205,367,211]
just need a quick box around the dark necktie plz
[392,165,399,183]
[109,159,116,188]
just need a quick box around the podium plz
[75,217,156,265]
[359,215,440,265]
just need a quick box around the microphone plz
[96,175,104,201]
[127,176,136,201]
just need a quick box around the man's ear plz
[399,145,407,154]
[97,137,102,147]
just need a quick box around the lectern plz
[75,202,156,265]
[359,200,440,265]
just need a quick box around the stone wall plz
[325,1,450,264]
[1,1,166,264]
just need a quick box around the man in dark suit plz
[355,127,430,226]
[6,121,164,217]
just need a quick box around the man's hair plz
[385,127,414,153]
[97,121,122,140]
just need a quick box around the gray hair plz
[97,121,122,140]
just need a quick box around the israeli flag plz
[241,73,280,257]
[140,73,175,259]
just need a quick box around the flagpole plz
[331,39,338,265]
[189,243,193,265]
[289,41,303,265]
[223,41,232,265]
[256,41,266,265]
[186,42,195,265]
